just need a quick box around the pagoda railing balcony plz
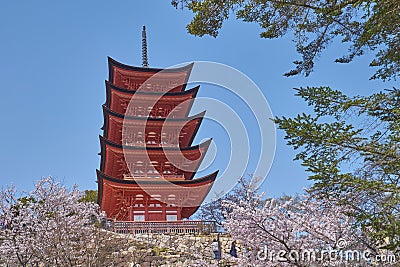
[123,142,179,147]
[110,220,217,235]
[123,174,185,180]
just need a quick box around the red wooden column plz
[162,200,167,221]
[144,194,149,221]
[128,204,133,221]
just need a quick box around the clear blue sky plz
[0,1,396,198]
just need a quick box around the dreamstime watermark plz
[257,239,397,264]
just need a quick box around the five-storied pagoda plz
[97,26,218,221]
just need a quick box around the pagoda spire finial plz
[141,25,149,68]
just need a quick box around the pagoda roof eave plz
[99,136,211,178]
[108,56,194,74]
[102,104,206,122]
[99,135,211,151]
[108,57,194,92]
[96,169,218,186]
[101,106,204,147]
[105,80,200,97]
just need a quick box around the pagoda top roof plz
[108,57,194,74]
[108,57,194,92]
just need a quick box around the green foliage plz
[275,87,400,251]
[172,0,400,80]
[10,197,37,217]
[79,190,98,203]
[152,246,161,256]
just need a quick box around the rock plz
[117,232,236,266]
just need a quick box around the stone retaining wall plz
[120,232,239,267]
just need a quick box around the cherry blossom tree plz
[222,189,390,266]
[0,177,133,267]
[196,175,263,227]
[0,185,39,266]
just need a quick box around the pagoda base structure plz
[97,170,217,221]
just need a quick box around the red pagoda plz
[97,27,217,221]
